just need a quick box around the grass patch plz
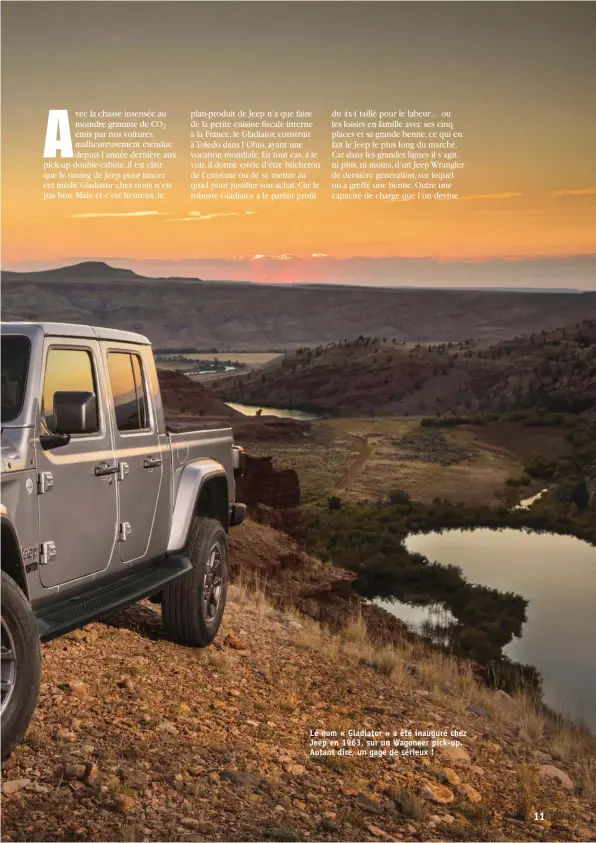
[227,570,596,778]
[548,721,596,762]
[394,787,427,820]
[342,610,369,646]
[513,692,546,744]
[578,758,596,801]
[369,645,406,682]
[515,761,538,821]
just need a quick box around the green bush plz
[389,489,413,507]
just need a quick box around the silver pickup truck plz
[0,321,246,759]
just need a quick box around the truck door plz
[37,342,119,588]
[105,347,163,564]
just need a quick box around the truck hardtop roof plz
[1,321,151,345]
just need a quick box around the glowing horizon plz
[2,2,595,286]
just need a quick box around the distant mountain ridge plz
[2,262,596,350]
[1,261,144,281]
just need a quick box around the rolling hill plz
[219,321,596,417]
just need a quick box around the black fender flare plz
[1,512,29,599]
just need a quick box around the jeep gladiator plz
[0,322,246,759]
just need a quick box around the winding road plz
[333,434,370,492]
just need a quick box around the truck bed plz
[166,424,235,504]
[166,418,234,433]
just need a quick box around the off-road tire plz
[1,572,42,762]
[162,517,229,647]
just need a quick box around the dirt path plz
[333,434,369,492]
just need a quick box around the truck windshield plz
[1,335,31,423]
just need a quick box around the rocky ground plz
[1,524,595,843]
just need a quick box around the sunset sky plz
[2,1,595,288]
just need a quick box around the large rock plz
[436,744,471,766]
[466,703,491,718]
[353,793,382,814]
[538,765,574,791]
[442,768,461,786]
[113,793,136,813]
[123,770,149,791]
[494,689,516,708]
[460,783,482,803]
[64,764,87,780]
[421,783,455,804]
[220,770,264,791]
[1,779,31,796]
[235,454,300,510]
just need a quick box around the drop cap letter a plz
[44,109,73,158]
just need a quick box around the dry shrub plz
[342,610,369,646]
[231,570,270,615]
[512,690,545,744]
[342,639,374,666]
[394,787,427,820]
[469,684,501,716]
[24,724,50,751]
[549,721,596,762]
[370,645,405,683]
[228,580,248,604]
[578,757,596,801]
[549,726,577,761]
[418,651,461,690]
[291,615,324,648]
[515,761,538,821]
[520,711,545,745]
[207,646,234,677]
[339,610,375,665]
[278,688,301,712]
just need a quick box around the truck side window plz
[1,335,30,423]
[107,351,149,432]
[42,348,99,434]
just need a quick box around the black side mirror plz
[53,391,98,435]
[40,432,71,451]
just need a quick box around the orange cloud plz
[168,210,257,222]
[550,187,596,197]
[252,253,302,261]
[459,193,523,201]
[71,210,164,218]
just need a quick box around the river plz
[226,402,321,421]
[377,529,596,729]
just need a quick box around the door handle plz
[143,456,162,469]
[95,462,119,477]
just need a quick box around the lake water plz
[514,489,548,510]
[226,402,320,421]
[377,529,596,729]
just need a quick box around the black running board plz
[35,555,192,642]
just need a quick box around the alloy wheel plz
[202,543,223,622]
[0,616,17,715]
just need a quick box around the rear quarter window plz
[107,351,150,432]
